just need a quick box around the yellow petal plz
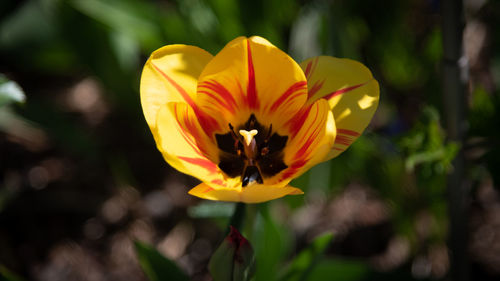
[153,102,225,185]
[196,36,308,132]
[279,98,336,181]
[300,56,379,159]
[140,44,213,131]
[188,183,304,203]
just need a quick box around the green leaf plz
[252,204,292,281]
[0,265,26,281]
[306,259,370,281]
[0,75,25,107]
[134,241,189,281]
[279,232,333,281]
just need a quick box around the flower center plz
[215,114,288,187]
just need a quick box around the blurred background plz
[1,0,500,280]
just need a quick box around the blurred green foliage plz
[305,259,370,281]
[252,204,293,281]
[0,264,26,281]
[134,241,189,281]
[278,232,334,281]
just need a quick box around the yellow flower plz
[140,36,379,203]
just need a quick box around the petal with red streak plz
[140,44,213,131]
[153,102,225,185]
[300,56,379,159]
[196,36,308,133]
[278,98,336,183]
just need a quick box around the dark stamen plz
[228,123,239,141]
[228,123,241,153]
[265,124,273,141]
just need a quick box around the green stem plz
[227,202,246,233]
[243,204,258,241]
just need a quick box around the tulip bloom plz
[141,36,378,203]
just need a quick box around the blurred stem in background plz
[442,0,468,280]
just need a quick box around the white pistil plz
[239,129,258,147]
[239,129,258,162]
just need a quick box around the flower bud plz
[209,226,255,281]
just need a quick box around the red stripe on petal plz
[280,102,325,180]
[174,105,204,156]
[279,91,306,112]
[246,40,258,109]
[152,63,195,108]
[202,186,214,193]
[307,79,325,99]
[313,58,319,74]
[283,104,323,181]
[210,179,227,187]
[323,82,367,100]
[304,61,313,78]
[198,90,235,113]
[286,105,312,137]
[270,81,307,112]
[208,80,238,108]
[337,128,360,137]
[295,136,315,162]
[334,135,352,146]
[294,107,321,160]
[183,116,207,154]
[178,156,218,174]
[304,57,319,80]
[197,114,221,136]
[152,63,220,135]
[280,160,307,180]
[198,80,238,113]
